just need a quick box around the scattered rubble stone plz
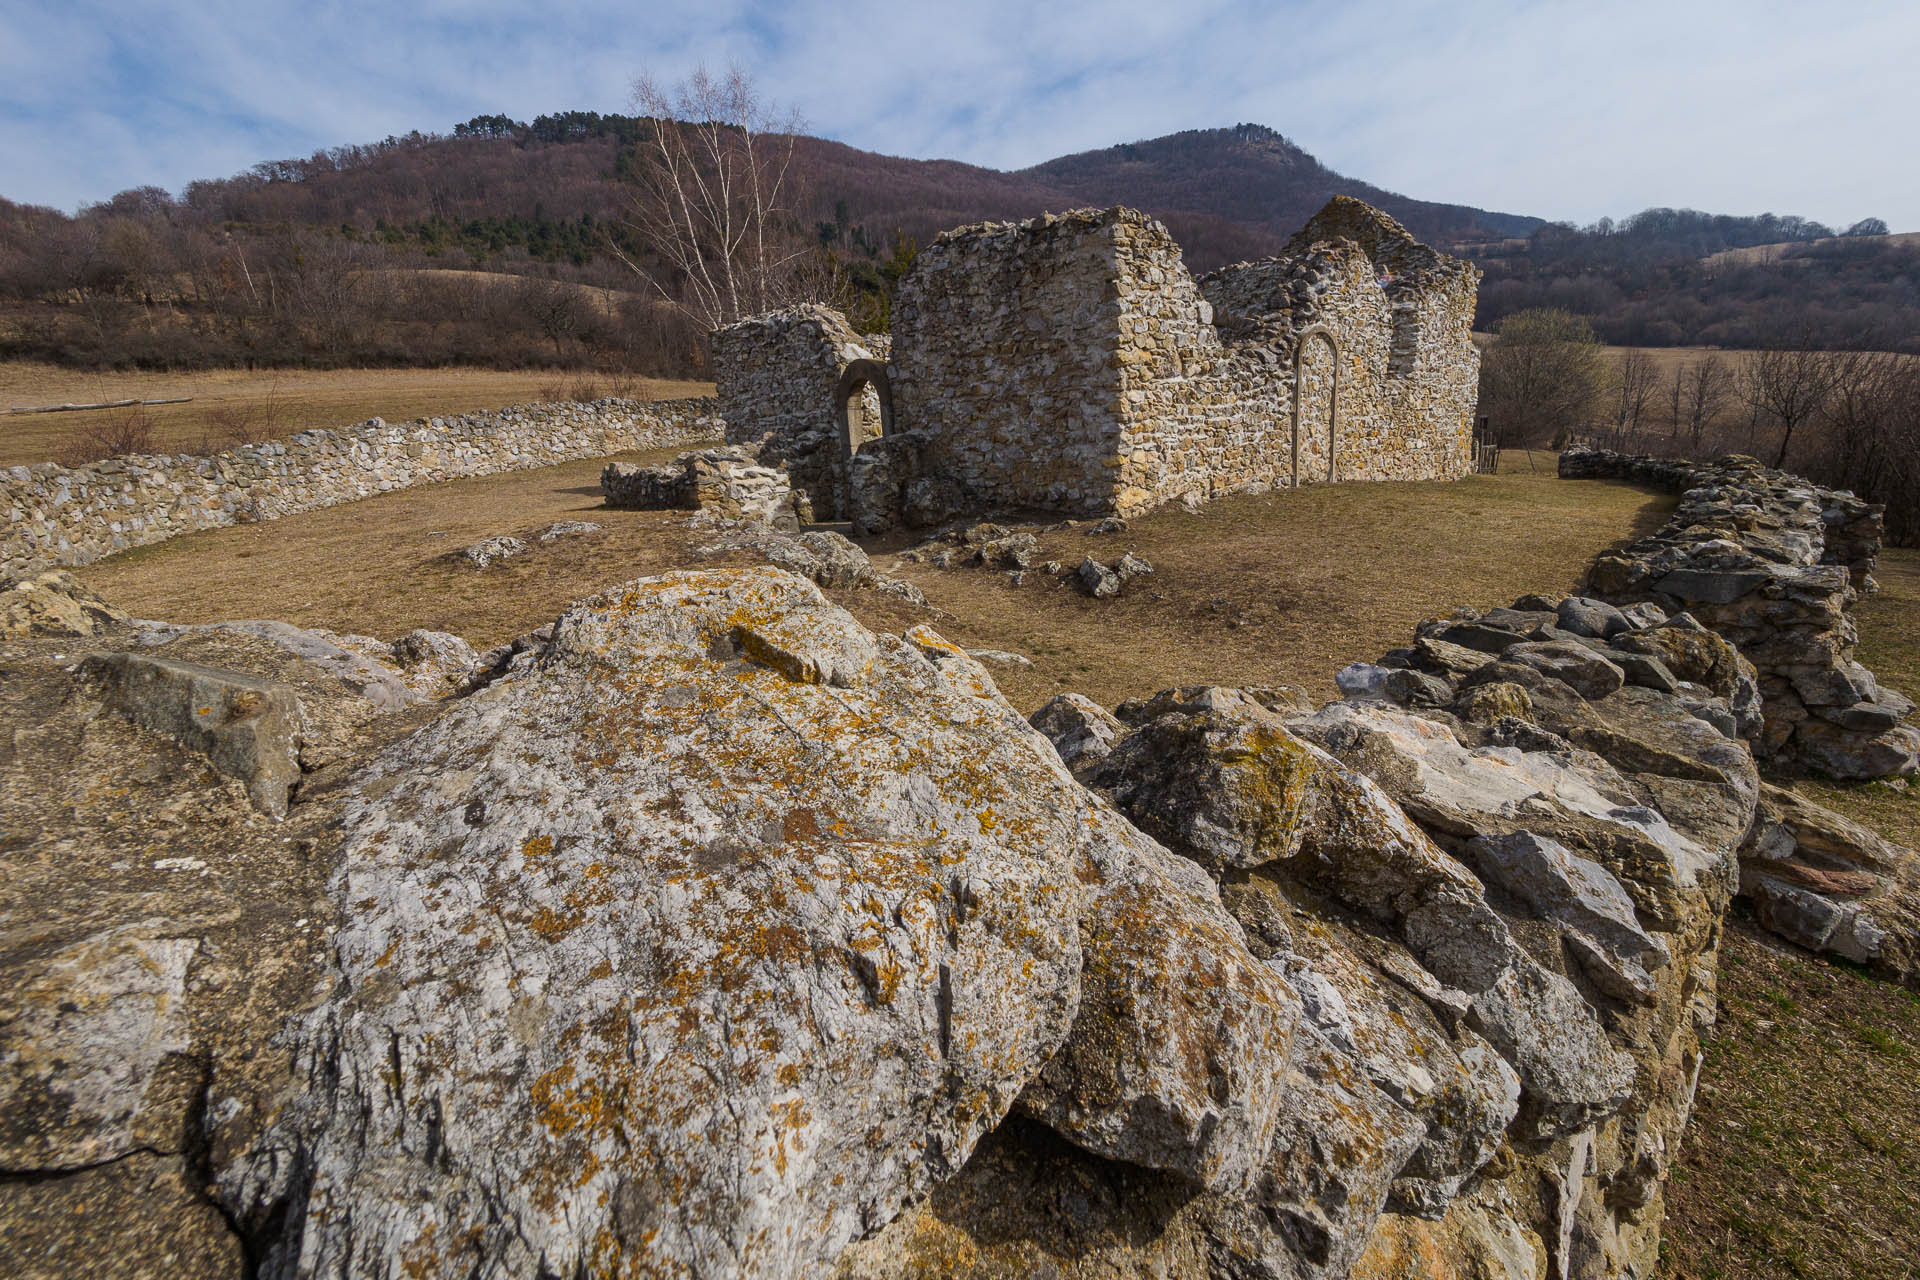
[455,535,525,568]
[537,520,601,541]
[0,570,129,638]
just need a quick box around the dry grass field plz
[1701,231,1920,271]
[0,363,713,467]
[75,452,1675,703]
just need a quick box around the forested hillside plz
[0,114,1537,375]
[1474,209,1920,352]
[1,110,1907,376]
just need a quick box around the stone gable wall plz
[889,210,1130,513]
[1,397,720,578]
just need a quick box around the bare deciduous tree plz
[1610,348,1659,444]
[1683,354,1731,450]
[615,66,816,333]
[1476,308,1605,449]
[1740,336,1837,467]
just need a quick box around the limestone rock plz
[1087,705,1328,871]
[80,652,305,817]
[386,628,480,695]
[455,534,525,568]
[226,568,1108,1279]
[1455,681,1533,724]
[1795,720,1920,781]
[1465,831,1671,1003]
[1500,641,1626,700]
[1028,692,1127,775]
[0,925,198,1170]
[1741,782,1920,982]
[0,570,129,638]
[1411,635,1496,680]
[538,519,602,541]
[1206,1026,1428,1279]
[975,532,1039,569]
[1555,596,1632,640]
[1114,684,1316,725]
[1076,556,1122,598]
[1463,962,1635,1141]
[1018,809,1300,1194]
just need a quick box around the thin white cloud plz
[2,0,1914,229]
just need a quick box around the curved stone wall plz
[1,397,722,577]
[1560,445,1916,779]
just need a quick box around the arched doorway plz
[1289,328,1340,486]
[832,359,894,519]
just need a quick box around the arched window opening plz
[1289,327,1340,485]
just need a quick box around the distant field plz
[1702,231,1920,271]
[0,363,714,468]
[1473,334,1742,376]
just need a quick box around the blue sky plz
[3,0,1918,230]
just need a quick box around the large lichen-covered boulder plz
[221,568,1278,1278]
[1017,807,1301,1194]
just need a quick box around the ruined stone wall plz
[714,305,883,519]
[886,199,1478,520]
[712,198,1480,529]
[1562,445,1917,779]
[889,210,1130,513]
[0,397,720,578]
[602,444,805,530]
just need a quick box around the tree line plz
[1479,309,1920,544]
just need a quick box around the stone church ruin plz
[714,195,1482,532]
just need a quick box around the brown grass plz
[1660,917,1920,1280]
[0,363,714,467]
[73,442,732,650]
[75,452,1674,712]
[840,456,1674,712]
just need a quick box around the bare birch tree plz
[614,66,814,334]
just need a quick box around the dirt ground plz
[0,363,713,467]
[76,454,1673,704]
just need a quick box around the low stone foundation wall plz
[1560,445,1916,778]
[1,397,723,577]
[602,444,807,531]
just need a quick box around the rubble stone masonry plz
[0,398,720,578]
[716,196,1481,529]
